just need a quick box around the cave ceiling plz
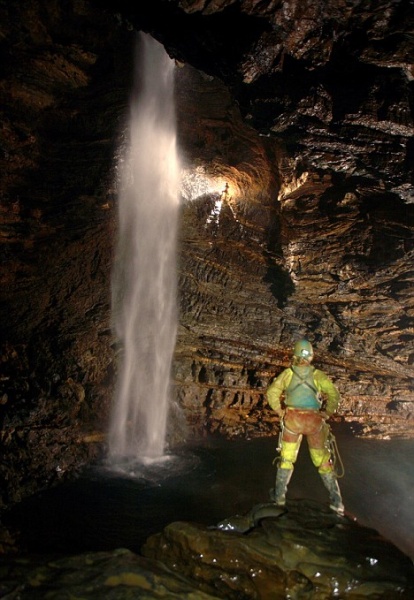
[0,0,413,505]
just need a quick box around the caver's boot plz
[270,468,293,507]
[320,472,345,516]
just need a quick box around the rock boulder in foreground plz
[142,499,414,599]
[0,501,413,599]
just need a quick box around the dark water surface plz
[7,425,414,561]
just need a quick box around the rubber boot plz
[270,468,293,506]
[320,472,345,516]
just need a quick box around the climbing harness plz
[288,366,318,396]
[285,366,322,411]
[272,415,345,479]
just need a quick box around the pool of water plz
[6,424,414,561]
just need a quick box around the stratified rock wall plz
[0,0,413,507]
[172,61,414,442]
[0,1,132,505]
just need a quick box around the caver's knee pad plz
[309,447,333,473]
[280,439,301,469]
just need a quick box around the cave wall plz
[173,69,414,440]
[0,1,134,505]
[165,1,414,440]
[0,0,413,506]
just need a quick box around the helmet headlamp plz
[293,339,314,360]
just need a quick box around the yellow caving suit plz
[267,364,344,513]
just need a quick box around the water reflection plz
[7,425,414,561]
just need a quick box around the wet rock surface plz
[0,548,220,599]
[0,0,413,507]
[143,500,414,599]
[1,500,412,599]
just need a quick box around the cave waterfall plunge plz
[109,33,180,462]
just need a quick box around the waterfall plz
[109,33,180,461]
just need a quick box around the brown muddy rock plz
[143,500,414,599]
[0,548,220,599]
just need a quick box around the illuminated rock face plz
[0,0,413,504]
[172,64,414,442]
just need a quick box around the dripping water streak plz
[109,33,180,461]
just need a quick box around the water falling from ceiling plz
[109,33,180,462]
